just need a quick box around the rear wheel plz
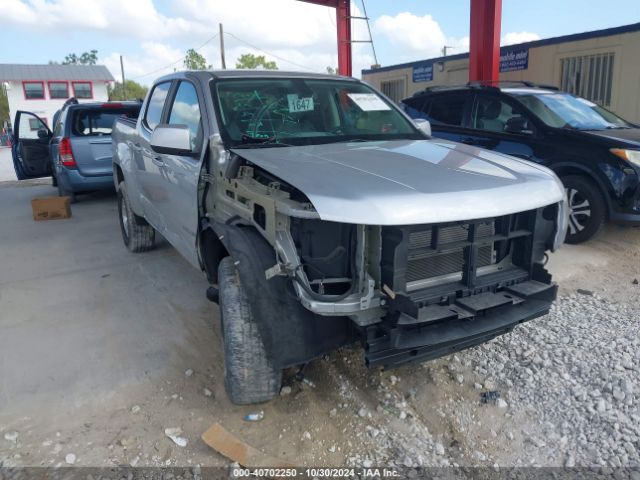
[562,175,606,244]
[218,256,281,405]
[117,181,155,252]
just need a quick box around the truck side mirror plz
[150,124,193,156]
[37,128,50,139]
[413,118,431,137]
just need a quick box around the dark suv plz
[402,82,640,243]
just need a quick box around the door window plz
[144,82,172,131]
[19,114,47,139]
[472,96,534,135]
[167,81,202,150]
[424,94,467,126]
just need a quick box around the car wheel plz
[218,256,281,405]
[117,181,155,253]
[57,181,76,203]
[562,175,606,244]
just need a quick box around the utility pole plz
[119,55,127,99]
[219,23,226,69]
[442,46,456,57]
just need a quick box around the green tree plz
[326,66,338,75]
[0,85,9,125]
[62,50,98,65]
[107,80,149,101]
[235,53,277,70]
[184,49,211,70]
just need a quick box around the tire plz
[117,181,155,253]
[218,256,281,405]
[57,181,76,203]
[562,175,606,244]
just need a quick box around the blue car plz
[11,100,141,201]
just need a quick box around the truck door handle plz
[151,156,166,167]
[461,138,477,145]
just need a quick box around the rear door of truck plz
[69,104,140,177]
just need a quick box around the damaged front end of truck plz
[200,136,568,373]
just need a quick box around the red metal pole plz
[469,0,502,83]
[336,0,352,77]
[296,0,352,76]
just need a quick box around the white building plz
[0,64,115,130]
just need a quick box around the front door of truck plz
[11,111,52,180]
[151,79,204,268]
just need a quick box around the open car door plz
[11,111,53,180]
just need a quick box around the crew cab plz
[112,71,567,404]
[11,100,141,201]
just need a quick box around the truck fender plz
[202,220,354,369]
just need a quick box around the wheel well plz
[200,227,229,284]
[114,164,125,187]
[551,165,611,218]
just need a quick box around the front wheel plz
[117,181,155,253]
[218,256,281,404]
[563,175,606,244]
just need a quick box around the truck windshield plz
[510,92,631,130]
[213,78,421,147]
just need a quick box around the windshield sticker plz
[287,94,314,113]
[347,93,392,111]
[576,97,597,108]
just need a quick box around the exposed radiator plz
[406,222,495,283]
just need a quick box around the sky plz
[0,0,639,85]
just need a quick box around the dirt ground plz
[0,180,638,469]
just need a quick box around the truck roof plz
[155,69,359,83]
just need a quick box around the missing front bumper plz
[364,280,557,369]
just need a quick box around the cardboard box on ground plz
[31,196,72,221]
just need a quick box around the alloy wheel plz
[566,187,592,235]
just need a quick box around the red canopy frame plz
[298,0,502,83]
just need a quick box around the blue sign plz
[413,63,434,83]
[500,48,529,72]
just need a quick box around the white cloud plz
[373,12,469,63]
[501,31,541,46]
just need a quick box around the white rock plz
[279,386,292,396]
[363,459,373,468]
[164,428,188,447]
[65,453,76,465]
[130,455,140,467]
[358,407,367,418]
[3,431,18,444]
[131,405,141,414]
[456,374,464,384]
[204,388,213,397]
[435,442,445,455]
[302,431,311,440]
[329,408,337,418]
[185,368,194,377]
[389,375,398,385]
[399,411,407,420]
[496,398,508,409]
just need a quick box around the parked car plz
[11,100,141,201]
[112,70,567,404]
[402,82,640,243]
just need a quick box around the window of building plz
[560,52,614,107]
[23,81,45,100]
[425,93,468,126]
[28,117,47,131]
[380,79,406,103]
[48,81,69,99]
[144,82,172,131]
[167,81,202,151]
[72,81,93,99]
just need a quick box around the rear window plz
[71,107,139,136]
[424,94,468,126]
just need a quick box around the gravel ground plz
[1,189,639,470]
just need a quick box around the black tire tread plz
[218,256,281,405]
[118,181,155,253]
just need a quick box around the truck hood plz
[232,139,564,225]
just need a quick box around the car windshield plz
[213,78,421,147]
[510,91,631,130]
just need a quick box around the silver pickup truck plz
[112,70,568,404]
